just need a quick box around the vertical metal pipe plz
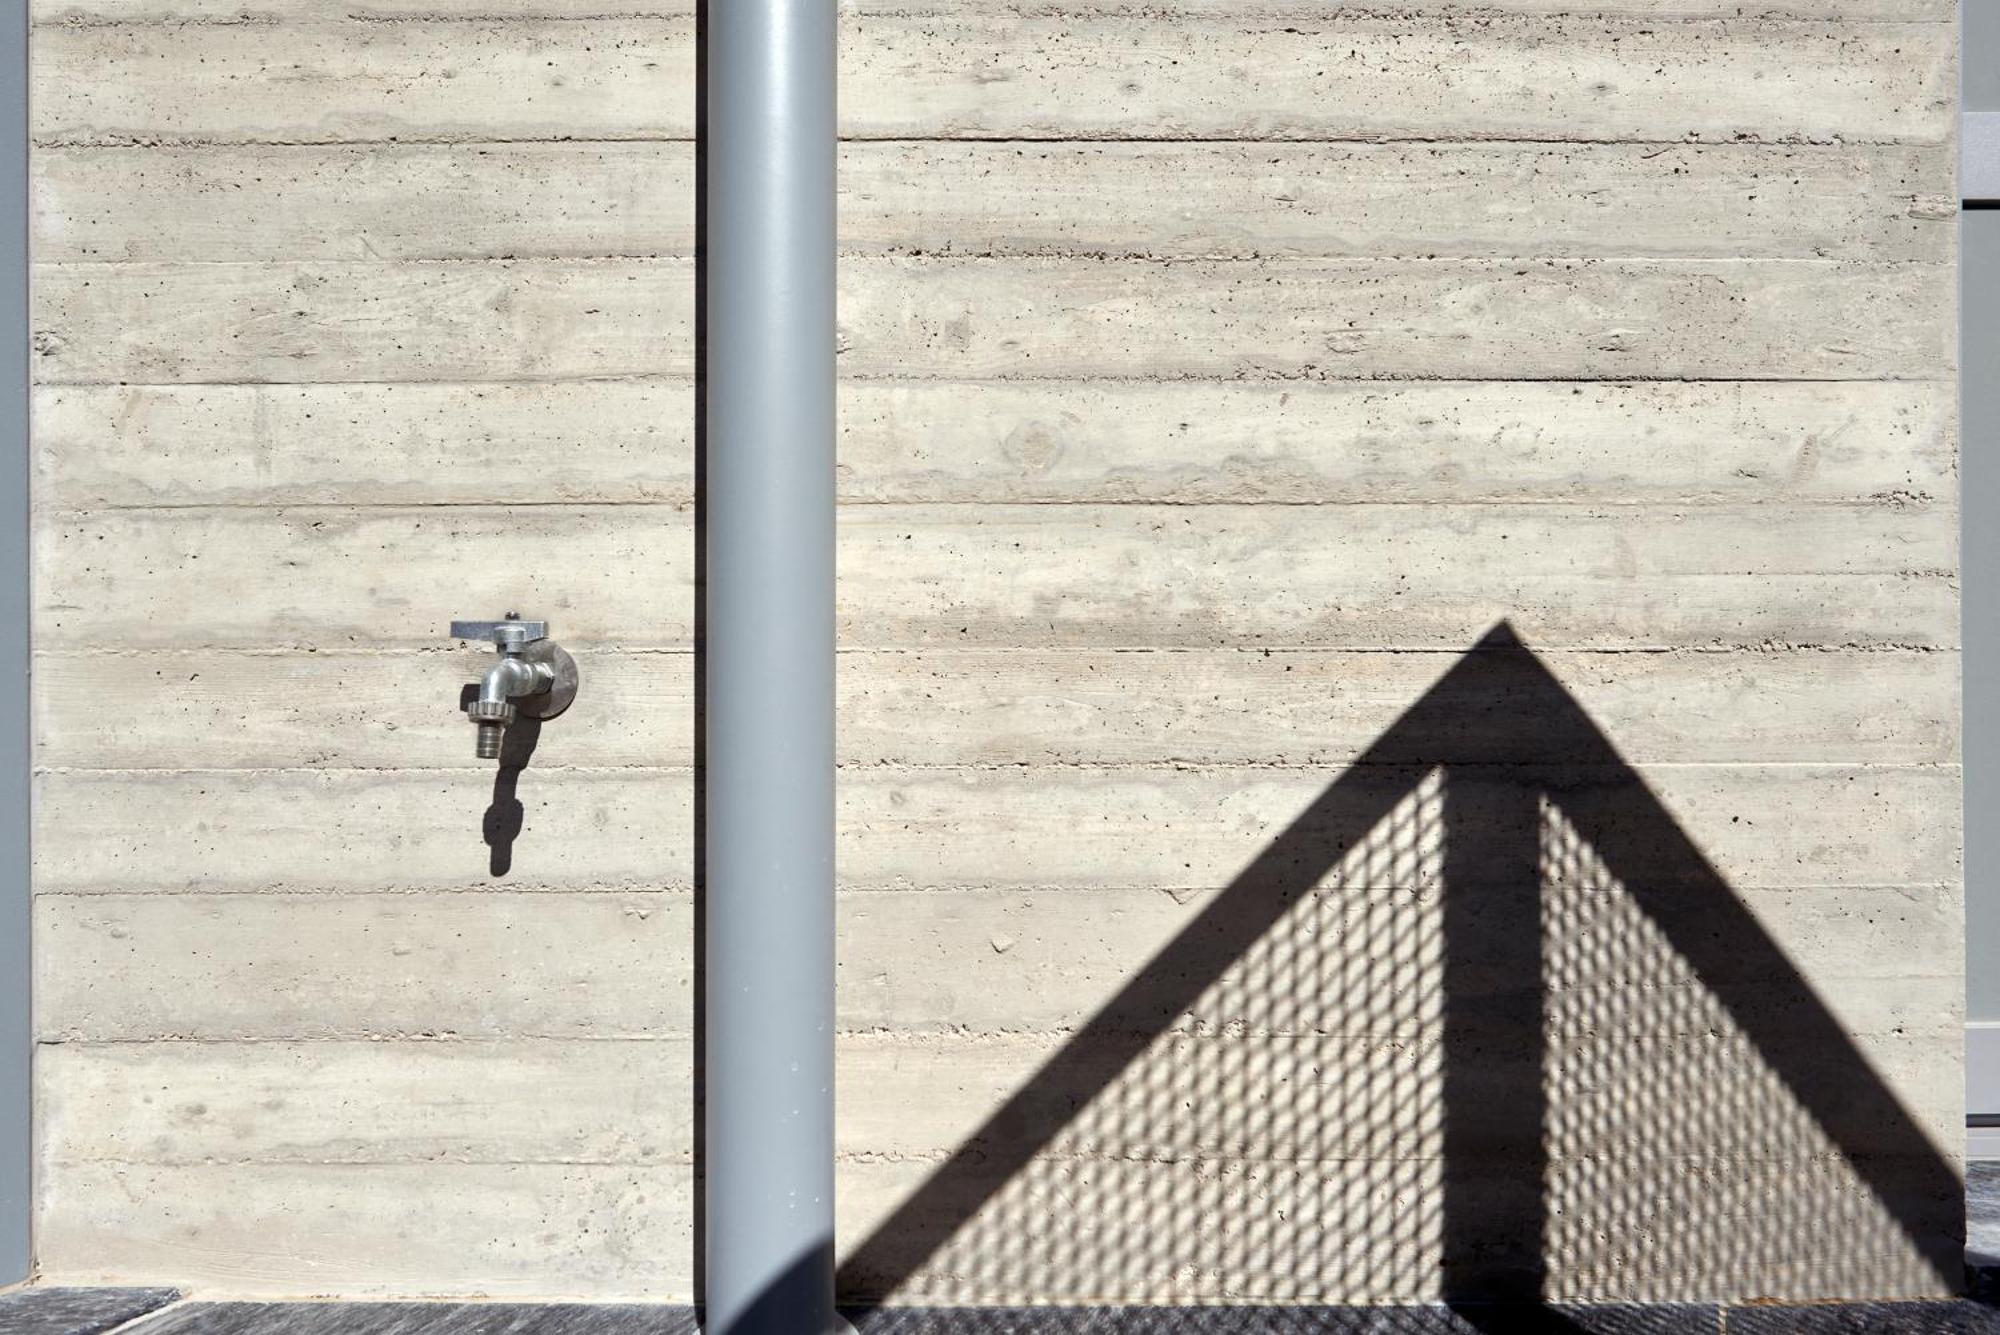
[703,0,838,1330]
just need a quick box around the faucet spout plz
[468,654,556,758]
[478,654,552,710]
[467,654,554,757]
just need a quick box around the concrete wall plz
[26,0,1961,1306]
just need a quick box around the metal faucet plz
[450,615,580,758]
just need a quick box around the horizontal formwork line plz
[42,999,1963,1032]
[27,374,1959,391]
[37,1032,699,1044]
[26,772,1962,791]
[32,884,701,897]
[24,644,1967,663]
[25,10,1960,25]
[30,255,1956,269]
[38,1020,1952,1048]
[321,6,1962,18]
[29,373,1966,390]
[34,1035,706,1045]
[48,1024,1957,1042]
[37,1030,1950,1057]
[26,643,1965,658]
[34,763,689,776]
[35,1016,1958,1045]
[30,760,1963,776]
[18,1034,1248,1048]
[36,252,1954,267]
[43,1156,702,1169]
[25,480,1960,497]
[30,132,1955,151]
[29,244,1955,267]
[27,374,1963,390]
[30,882,1962,900]
[31,135,1957,151]
[22,14,1957,33]
[37,1151,1931,1170]
[39,755,1959,776]
[40,497,1953,515]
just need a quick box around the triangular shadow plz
[834,622,1963,1313]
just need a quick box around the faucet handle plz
[450,617,549,646]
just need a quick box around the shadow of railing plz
[821,622,1962,1317]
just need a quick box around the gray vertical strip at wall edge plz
[1965,113,2000,200]
[1965,10,1995,1119]
[1967,208,2000,1034]
[1971,0,2000,114]
[1,0,27,1284]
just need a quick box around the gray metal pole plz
[703,0,838,1330]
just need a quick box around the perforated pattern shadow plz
[831,623,1963,1311]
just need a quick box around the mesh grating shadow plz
[825,622,1962,1313]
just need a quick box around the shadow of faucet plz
[461,683,541,878]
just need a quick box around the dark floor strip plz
[46,1299,2000,1335]
[847,1306,1722,1334]
[124,1308,694,1335]
[120,1303,1732,1335]
[0,1288,180,1335]
[1726,1306,2000,1335]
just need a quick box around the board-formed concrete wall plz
[26,0,1961,1306]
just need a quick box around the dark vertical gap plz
[691,0,709,1309]
[1440,765,1549,1313]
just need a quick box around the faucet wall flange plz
[510,638,580,721]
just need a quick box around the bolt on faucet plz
[450,615,580,759]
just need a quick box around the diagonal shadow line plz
[834,620,1963,1311]
[834,700,1413,1304]
[1555,744,1965,1285]
[1468,630,1963,1287]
